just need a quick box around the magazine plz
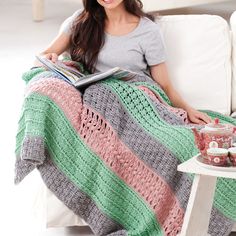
[35,55,136,88]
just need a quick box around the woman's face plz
[97,0,124,10]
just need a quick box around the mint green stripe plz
[204,110,236,125]
[132,82,172,106]
[16,93,163,236]
[104,80,198,162]
[213,178,236,220]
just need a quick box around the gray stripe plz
[38,153,126,236]
[28,71,56,83]
[15,157,36,184]
[209,208,235,236]
[148,96,187,125]
[21,136,45,164]
[107,230,127,236]
[15,136,45,184]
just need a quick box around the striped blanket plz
[15,68,236,236]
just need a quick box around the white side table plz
[177,155,236,236]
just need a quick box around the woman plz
[37,0,211,124]
[18,2,236,235]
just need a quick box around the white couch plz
[142,0,232,12]
[33,13,236,233]
[32,0,230,21]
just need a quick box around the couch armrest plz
[33,178,87,228]
[46,186,87,228]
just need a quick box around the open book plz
[36,55,136,88]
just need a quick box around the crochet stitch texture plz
[15,68,236,236]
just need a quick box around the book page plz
[36,55,137,89]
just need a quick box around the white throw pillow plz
[157,15,231,115]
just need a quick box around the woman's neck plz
[103,3,140,36]
[104,4,131,24]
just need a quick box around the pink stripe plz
[27,78,184,235]
[138,85,168,105]
[138,85,190,124]
[26,78,83,131]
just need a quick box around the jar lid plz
[204,118,229,131]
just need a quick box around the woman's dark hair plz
[70,0,154,73]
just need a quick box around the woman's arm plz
[34,32,71,66]
[150,63,212,124]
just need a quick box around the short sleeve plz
[59,9,83,35]
[143,23,166,66]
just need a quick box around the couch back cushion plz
[230,12,236,114]
[157,15,231,115]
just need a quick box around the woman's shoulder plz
[140,16,162,34]
[59,9,84,35]
[69,9,84,19]
[65,8,84,24]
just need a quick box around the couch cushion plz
[230,12,236,113]
[157,15,231,115]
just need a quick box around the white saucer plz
[195,154,236,172]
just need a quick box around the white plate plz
[195,154,236,172]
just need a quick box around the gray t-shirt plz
[60,9,166,75]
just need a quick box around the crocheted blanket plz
[15,68,236,236]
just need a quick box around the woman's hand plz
[41,53,59,63]
[34,53,59,67]
[186,106,212,124]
